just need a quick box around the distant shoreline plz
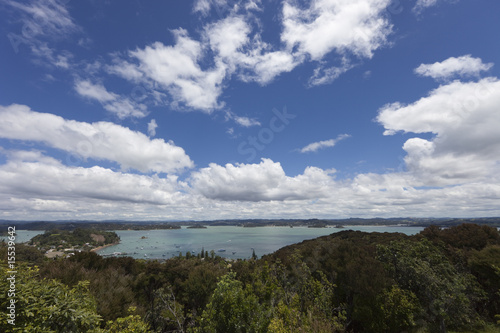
[3,217,500,233]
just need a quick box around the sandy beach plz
[91,242,119,252]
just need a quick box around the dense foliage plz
[29,228,119,248]
[1,223,500,332]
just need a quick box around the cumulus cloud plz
[281,0,393,60]
[75,79,148,118]
[415,55,493,81]
[1,150,500,220]
[121,30,227,112]
[377,77,500,185]
[190,158,336,201]
[3,149,500,220]
[0,104,194,174]
[108,14,300,112]
[109,0,396,111]
[0,150,186,216]
[205,15,299,85]
[299,134,351,153]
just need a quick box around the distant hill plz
[2,217,500,231]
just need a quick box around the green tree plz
[0,261,102,332]
[89,307,150,333]
[374,285,419,333]
[195,272,268,333]
[377,239,485,332]
[263,254,346,333]
[468,245,500,319]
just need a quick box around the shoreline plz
[91,242,119,252]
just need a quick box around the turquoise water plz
[0,226,424,260]
[96,226,424,260]
[0,230,45,243]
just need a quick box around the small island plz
[187,224,207,229]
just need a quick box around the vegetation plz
[2,216,500,232]
[0,221,181,232]
[1,223,500,332]
[29,228,119,249]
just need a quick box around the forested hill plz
[1,223,500,332]
[29,228,119,249]
[262,224,500,332]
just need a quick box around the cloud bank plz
[0,104,193,174]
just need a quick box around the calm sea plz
[3,226,424,260]
[95,225,424,260]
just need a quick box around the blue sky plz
[1,0,500,220]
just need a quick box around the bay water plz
[95,225,424,260]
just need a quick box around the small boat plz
[232,251,236,255]
[217,249,226,252]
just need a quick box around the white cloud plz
[106,58,144,82]
[281,0,393,61]
[109,0,395,112]
[234,116,261,127]
[128,30,227,112]
[190,158,336,201]
[193,0,212,16]
[193,0,229,16]
[415,55,493,81]
[2,150,500,220]
[0,104,194,174]
[0,150,185,206]
[377,77,500,185]
[109,15,299,112]
[299,134,350,153]
[5,0,80,39]
[225,111,261,127]
[5,0,82,69]
[308,58,355,86]
[413,0,440,14]
[74,79,147,118]
[103,99,147,119]
[205,15,299,85]
[75,80,117,103]
[148,119,158,137]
